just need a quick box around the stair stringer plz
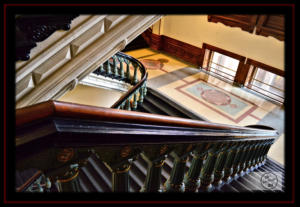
[16,15,162,109]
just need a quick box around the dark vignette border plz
[2,2,295,205]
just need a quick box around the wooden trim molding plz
[255,15,285,41]
[142,28,163,50]
[162,36,204,66]
[142,29,204,66]
[208,15,258,34]
[234,61,248,86]
[16,15,79,61]
[202,43,246,62]
[207,15,284,41]
[246,59,284,77]
[202,43,247,86]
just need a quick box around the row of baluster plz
[82,139,274,192]
[94,54,143,85]
[93,53,147,111]
[116,82,147,111]
[137,139,275,192]
[28,138,274,192]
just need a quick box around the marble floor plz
[125,48,285,166]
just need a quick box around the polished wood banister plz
[16,171,42,192]
[16,101,278,193]
[16,100,278,136]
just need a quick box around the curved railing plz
[15,101,279,192]
[92,52,148,110]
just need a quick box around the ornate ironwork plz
[15,15,78,61]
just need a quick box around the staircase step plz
[235,176,264,192]
[129,168,144,191]
[220,183,239,192]
[78,169,97,192]
[140,99,169,116]
[246,170,279,192]
[266,158,285,173]
[145,88,207,121]
[144,92,190,118]
[229,179,254,192]
[87,156,112,190]
[79,167,101,192]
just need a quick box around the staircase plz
[73,88,284,193]
[137,87,208,121]
[15,51,284,194]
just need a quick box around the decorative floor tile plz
[125,48,285,165]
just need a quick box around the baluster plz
[138,87,144,105]
[249,141,264,170]
[55,164,81,192]
[255,140,267,167]
[106,59,112,75]
[94,146,139,192]
[198,142,225,192]
[125,59,130,82]
[255,140,269,168]
[261,140,274,165]
[125,96,132,111]
[119,101,125,110]
[222,142,242,183]
[212,142,235,187]
[113,55,118,76]
[244,141,261,173]
[183,143,211,192]
[99,64,104,74]
[132,63,138,85]
[231,142,249,179]
[118,56,125,78]
[132,91,138,111]
[140,145,171,192]
[258,140,270,166]
[165,144,194,192]
[237,141,256,176]
[143,82,147,96]
[45,177,52,192]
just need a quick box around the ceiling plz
[208,15,284,41]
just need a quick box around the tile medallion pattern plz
[177,80,257,123]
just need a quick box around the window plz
[208,51,240,82]
[245,59,284,104]
[202,43,245,84]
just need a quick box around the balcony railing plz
[92,52,148,111]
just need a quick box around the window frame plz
[245,59,285,104]
[202,43,246,85]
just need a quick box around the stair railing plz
[15,101,279,192]
[92,52,148,111]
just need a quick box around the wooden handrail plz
[16,100,278,136]
[15,101,279,193]
[16,171,42,192]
